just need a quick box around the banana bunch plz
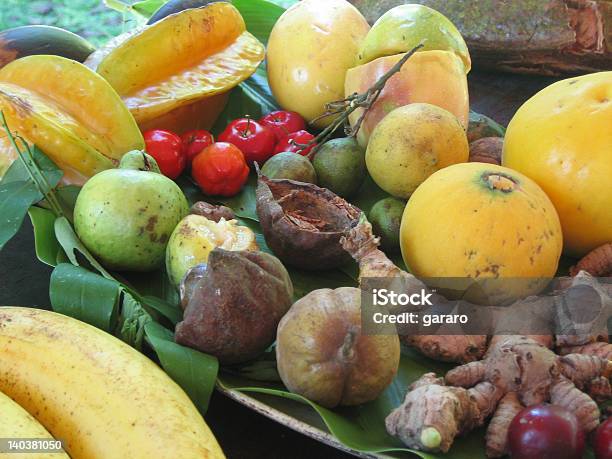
[0,307,225,459]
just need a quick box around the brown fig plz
[276,287,401,408]
[176,248,293,364]
[255,174,361,270]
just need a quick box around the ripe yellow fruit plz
[366,103,469,198]
[0,390,68,459]
[400,163,563,303]
[503,71,612,257]
[0,307,225,459]
[267,0,370,128]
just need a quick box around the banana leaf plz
[350,0,612,76]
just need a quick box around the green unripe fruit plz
[312,137,366,198]
[369,197,406,252]
[74,160,189,271]
[261,152,317,184]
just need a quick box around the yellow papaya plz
[0,55,144,184]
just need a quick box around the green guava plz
[119,150,161,173]
[260,152,317,184]
[74,159,189,271]
[369,197,406,252]
[312,137,366,198]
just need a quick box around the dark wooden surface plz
[0,69,560,458]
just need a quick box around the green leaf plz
[2,145,63,187]
[0,145,63,252]
[54,216,115,280]
[142,295,182,325]
[28,206,62,266]
[232,0,285,44]
[118,290,153,351]
[50,263,120,332]
[0,180,41,251]
[214,174,258,220]
[218,348,484,458]
[132,0,165,16]
[145,321,219,413]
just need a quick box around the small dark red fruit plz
[181,129,214,164]
[259,110,306,141]
[218,118,276,165]
[508,404,585,459]
[274,130,316,157]
[143,129,186,179]
[594,418,612,459]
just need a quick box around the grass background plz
[0,0,296,46]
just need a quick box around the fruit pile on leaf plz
[0,0,610,458]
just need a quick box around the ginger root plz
[570,242,612,277]
[388,336,611,457]
[385,373,502,453]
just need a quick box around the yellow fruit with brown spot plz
[503,72,612,257]
[0,307,225,459]
[267,0,370,128]
[0,390,69,459]
[400,163,563,303]
[366,103,468,199]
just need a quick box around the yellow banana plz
[0,307,225,459]
[0,390,68,459]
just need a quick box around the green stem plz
[0,112,64,217]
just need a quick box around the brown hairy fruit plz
[570,242,612,277]
[189,201,235,222]
[256,174,360,270]
[176,248,293,364]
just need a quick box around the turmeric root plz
[550,376,600,432]
[558,341,612,360]
[588,376,612,403]
[385,373,502,453]
[558,353,612,389]
[485,392,523,458]
[570,242,612,277]
[405,335,487,363]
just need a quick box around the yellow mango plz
[503,72,612,257]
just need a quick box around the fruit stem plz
[304,42,424,159]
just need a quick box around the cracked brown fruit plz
[176,248,294,364]
[276,287,400,408]
[255,174,361,270]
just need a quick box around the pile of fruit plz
[0,0,610,458]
